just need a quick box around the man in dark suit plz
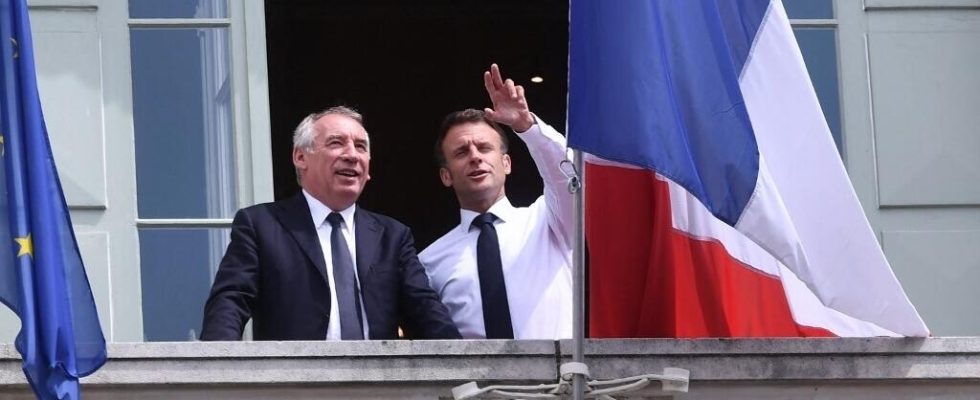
[201,106,460,341]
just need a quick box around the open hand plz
[483,63,535,132]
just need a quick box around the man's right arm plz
[200,209,260,340]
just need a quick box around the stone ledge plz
[3,337,980,399]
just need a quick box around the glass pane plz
[783,0,834,19]
[129,0,228,19]
[140,228,231,341]
[131,28,237,219]
[794,28,842,154]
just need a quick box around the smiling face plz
[439,121,511,213]
[293,113,371,211]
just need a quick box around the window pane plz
[140,228,230,341]
[129,0,228,19]
[131,28,237,219]
[794,28,842,154]
[783,0,834,19]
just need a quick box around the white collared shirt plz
[419,119,573,339]
[303,191,370,340]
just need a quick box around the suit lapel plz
[354,206,381,281]
[273,193,329,285]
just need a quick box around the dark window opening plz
[265,0,569,248]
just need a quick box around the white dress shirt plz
[303,191,370,340]
[419,119,573,339]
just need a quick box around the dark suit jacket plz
[200,193,460,340]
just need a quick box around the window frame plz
[129,0,272,231]
[127,0,271,341]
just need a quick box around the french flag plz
[568,0,929,337]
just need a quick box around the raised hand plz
[483,63,535,133]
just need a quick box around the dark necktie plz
[326,212,364,340]
[472,213,514,339]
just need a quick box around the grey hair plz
[293,106,370,183]
[292,106,370,151]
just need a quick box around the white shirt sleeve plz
[515,116,574,254]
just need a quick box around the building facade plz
[1,0,978,343]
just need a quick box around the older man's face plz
[293,113,371,210]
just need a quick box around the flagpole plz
[571,148,586,400]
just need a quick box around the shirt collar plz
[459,196,515,233]
[302,189,357,229]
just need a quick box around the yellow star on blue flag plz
[14,233,32,257]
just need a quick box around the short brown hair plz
[434,109,509,166]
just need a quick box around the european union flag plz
[0,0,107,398]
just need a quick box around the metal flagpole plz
[568,3,587,398]
[570,149,586,400]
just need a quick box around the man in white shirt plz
[420,64,573,339]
